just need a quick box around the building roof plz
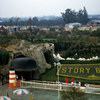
[88,20,100,24]
[0,26,4,31]
[69,22,82,26]
[10,57,38,71]
[65,22,82,27]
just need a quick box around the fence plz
[20,80,61,91]
[84,87,100,94]
[20,80,100,94]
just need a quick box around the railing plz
[20,80,60,90]
[84,87,100,94]
[20,80,100,94]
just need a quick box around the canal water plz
[29,88,100,100]
[2,83,100,100]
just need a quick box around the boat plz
[57,81,79,86]
[84,83,100,88]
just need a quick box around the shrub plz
[0,51,10,65]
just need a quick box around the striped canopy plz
[0,96,11,100]
[13,89,30,95]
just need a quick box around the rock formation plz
[2,40,56,79]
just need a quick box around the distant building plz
[65,22,82,28]
[0,26,5,32]
[8,26,20,34]
[20,26,37,31]
[88,20,100,26]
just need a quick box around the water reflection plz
[28,88,100,100]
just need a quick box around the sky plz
[0,0,100,18]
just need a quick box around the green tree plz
[62,7,89,24]
[0,51,9,65]
[28,18,32,36]
[83,7,89,24]
[61,87,87,100]
[62,9,77,24]
[49,27,55,32]
[9,18,13,26]
[77,9,84,23]
[15,17,19,26]
[59,27,65,32]
[33,17,38,26]
[39,30,46,36]
[30,35,35,42]
[33,28,40,35]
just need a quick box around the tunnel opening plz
[15,70,35,81]
[44,52,50,64]
[44,50,56,64]
[11,56,38,80]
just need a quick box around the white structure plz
[20,26,36,31]
[88,20,100,25]
[77,56,99,61]
[56,53,65,60]
[65,22,82,28]
[8,26,20,34]
[53,53,65,61]
[66,57,75,60]
[66,56,99,61]
[53,54,57,59]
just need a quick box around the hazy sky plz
[0,0,100,17]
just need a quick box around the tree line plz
[0,7,90,27]
[0,17,64,27]
[61,7,89,24]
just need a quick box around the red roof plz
[0,26,4,31]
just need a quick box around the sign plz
[58,64,100,80]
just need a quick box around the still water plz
[29,88,100,100]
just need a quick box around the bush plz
[60,59,100,64]
[61,87,87,100]
[0,51,10,65]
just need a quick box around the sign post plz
[54,62,61,99]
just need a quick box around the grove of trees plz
[0,17,64,27]
[61,7,89,24]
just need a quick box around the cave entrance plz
[44,52,50,63]
[12,55,39,80]
[15,70,35,81]
[44,50,55,64]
